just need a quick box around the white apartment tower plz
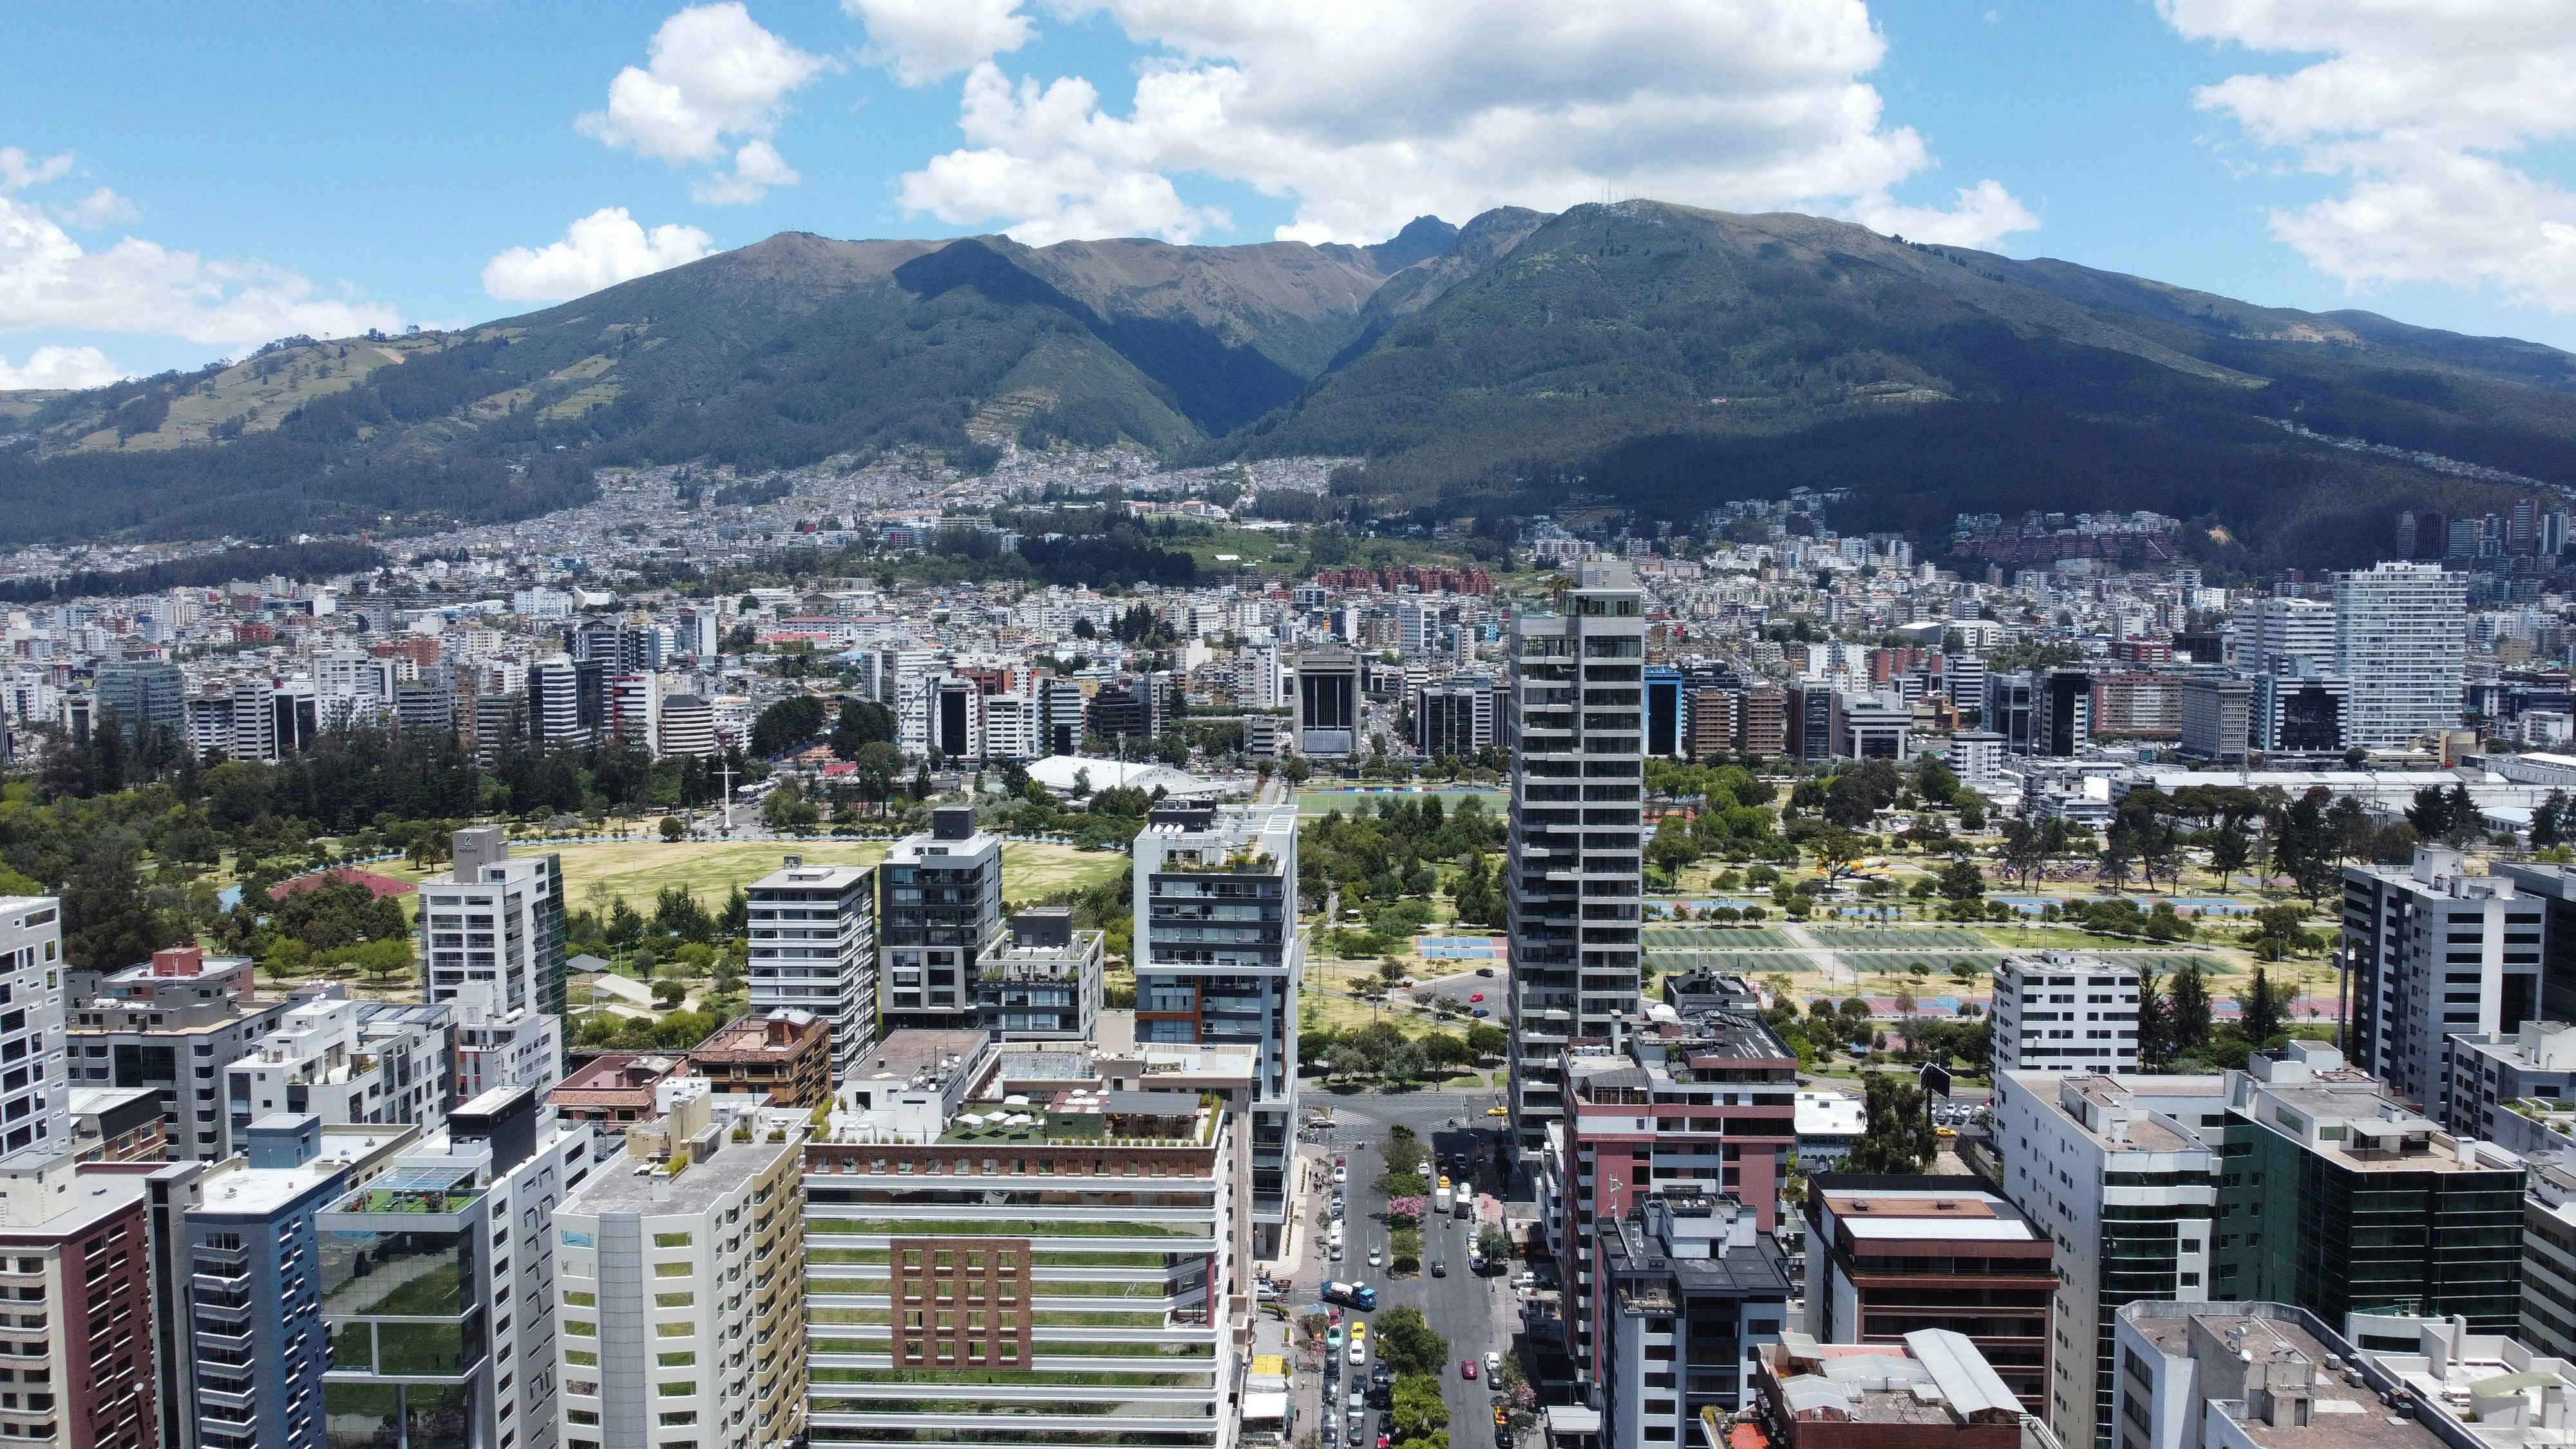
[417,827,568,1101]
[2343,847,2541,1126]
[2233,596,2336,676]
[2334,562,2467,748]
[747,858,879,1082]
[1507,559,1647,1153]
[0,896,66,1160]
[1991,952,2141,1074]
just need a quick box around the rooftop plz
[1759,1331,2029,1430]
[748,860,872,891]
[2123,1303,2443,1449]
[564,1127,802,1217]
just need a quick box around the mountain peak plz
[1368,215,1460,272]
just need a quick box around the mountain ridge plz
[5,200,2572,569]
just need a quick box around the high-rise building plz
[2111,1302,2438,1449]
[2040,668,2093,756]
[658,693,719,757]
[1993,1070,2223,1449]
[1750,1332,2038,1449]
[1507,559,1646,1154]
[417,828,567,1101]
[223,998,452,1146]
[1990,952,2141,1075]
[1801,1175,2054,1414]
[880,808,1004,1032]
[1985,672,2037,755]
[2215,1044,2524,1335]
[972,907,1105,1043]
[609,670,661,754]
[1783,681,1837,763]
[2342,848,2541,1124]
[91,659,184,744]
[1687,687,1736,758]
[1293,647,1360,758]
[527,654,584,749]
[1734,683,1785,757]
[0,896,66,1159]
[799,1033,1245,1449]
[2248,672,2349,755]
[1416,674,1497,759]
[1644,665,1683,759]
[553,1080,809,1449]
[317,1084,596,1449]
[68,947,299,1162]
[2334,562,2467,748]
[156,1115,417,1449]
[2233,596,2336,676]
[1596,1194,1792,1438]
[1131,800,1303,1251]
[748,857,879,1083]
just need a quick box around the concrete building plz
[223,997,451,1148]
[1993,1071,2223,1449]
[2234,596,2336,676]
[67,947,297,1162]
[158,1115,415,1449]
[880,807,1005,1032]
[2445,1020,2576,1144]
[1540,993,1797,1379]
[2342,848,2542,1125]
[1802,1176,2055,1414]
[545,1051,690,1137]
[2110,1302,2436,1449]
[1687,687,1736,759]
[1596,1195,1792,1442]
[1131,800,1303,1251]
[552,1080,810,1449]
[972,907,1105,1043]
[1293,647,1360,759]
[417,828,568,1103]
[1736,684,1785,757]
[2334,562,2467,748]
[2346,1313,2576,1449]
[2178,677,2252,765]
[658,693,718,758]
[747,857,878,1083]
[71,1086,167,1163]
[1508,560,1648,1154]
[1748,1331,2050,1449]
[317,1084,596,1449]
[687,1009,832,1108]
[2249,673,2350,756]
[1792,1090,1866,1170]
[608,670,660,754]
[1991,954,2141,1075]
[1417,674,1499,759]
[91,659,185,744]
[2216,1044,2524,1335]
[528,654,583,748]
[799,1036,1244,1449]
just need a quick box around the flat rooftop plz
[850,1028,990,1088]
[2127,1309,2439,1449]
[2051,1074,2206,1153]
[565,1132,800,1217]
[748,862,872,890]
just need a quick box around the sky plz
[5,0,2576,388]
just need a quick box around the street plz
[1293,1090,1526,1449]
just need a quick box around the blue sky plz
[3,0,2571,386]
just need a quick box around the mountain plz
[6,200,2574,569]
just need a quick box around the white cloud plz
[845,0,1034,86]
[56,187,138,229]
[481,207,715,303]
[880,0,2038,251]
[2161,0,2576,310]
[0,193,398,348]
[1854,178,2041,248]
[0,147,72,193]
[0,344,126,391]
[579,3,831,205]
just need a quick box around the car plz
[1486,1351,1502,1377]
[1334,1165,1349,1184]
[1350,1341,1367,1365]
[1351,1323,1368,1349]
[1349,1392,1365,1414]
[1430,1260,1446,1277]
[1330,1240,1345,1260]
[1461,1359,1480,1380]
[1497,1428,1515,1448]
[1485,1106,1509,1117]
[1367,1245,1382,1267]
[1371,1363,1394,1388]
[1328,1327,1345,1349]
[1495,1408,1512,1427]
[1471,1007,1490,1018]
[1377,1437,1391,1449]
[1475,966,1496,978]
[1468,992,1484,1002]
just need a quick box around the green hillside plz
[3,201,2572,567]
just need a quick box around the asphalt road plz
[1304,1091,1525,1449]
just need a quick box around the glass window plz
[321,1229,469,1318]
[324,1382,402,1449]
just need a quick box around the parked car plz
[1471,1007,1490,1018]
[1486,1351,1502,1377]
[1475,966,1495,978]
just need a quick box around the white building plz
[2344,848,2541,1126]
[2335,562,2466,748]
[1991,952,2141,1074]
[529,653,583,748]
[417,828,567,1102]
[0,896,66,1159]
[2233,596,2335,675]
[224,998,451,1141]
[747,858,879,1082]
[554,1080,810,1449]
[1993,1070,2222,1449]
[609,670,661,754]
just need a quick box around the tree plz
[659,815,685,841]
[1844,1074,1937,1173]
[1938,857,1985,904]
[2136,962,2173,1068]
[1392,1375,1452,1443]
[61,837,178,971]
[1466,1023,1508,1059]
[2539,791,2569,849]
[748,695,827,759]
[2204,823,2251,888]
[1374,1306,1449,1376]
[2168,960,2214,1055]
[2239,967,2286,1049]
[830,698,897,760]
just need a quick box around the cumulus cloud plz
[0,147,73,193]
[0,345,126,391]
[860,0,2038,250]
[2161,0,2576,310]
[0,193,397,348]
[844,0,1034,86]
[481,207,714,302]
[579,3,831,205]
[56,187,138,229]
